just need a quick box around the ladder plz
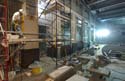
[0,0,9,81]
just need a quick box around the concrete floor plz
[96,44,125,81]
[12,44,125,81]
[105,61,125,81]
[39,56,56,73]
[66,74,89,81]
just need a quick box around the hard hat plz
[19,9,23,13]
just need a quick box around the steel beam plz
[88,0,107,6]
[97,8,125,16]
[100,2,125,12]
[99,13,125,20]
[90,0,125,10]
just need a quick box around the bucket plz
[31,67,42,75]
[29,61,42,75]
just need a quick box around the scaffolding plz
[39,0,72,67]
[0,0,9,81]
[0,0,72,80]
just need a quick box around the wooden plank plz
[52,12,70,20]
[0,31,50,36]
[66,74,89,81]
[88,68,109,76]
[8,38,71,44]
[49,66,75,81]
[45,78,54,81]
[9,38,50,44]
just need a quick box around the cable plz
[39,0,52,18]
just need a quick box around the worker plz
[11,9,25,72]
[11,9,24,38]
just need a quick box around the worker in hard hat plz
[10,9,25,72]
[11,9,24,38]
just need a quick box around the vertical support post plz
[3,0,9,81]
[57,46,61,59]
[69,0,72,60]
[55,0,58,68]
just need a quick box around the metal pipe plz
[3,0,9,81]
[69,0,72,60]
[55,1,58,68]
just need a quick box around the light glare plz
[96,29,110,37]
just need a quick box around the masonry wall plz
[22,0,39,49]
[38,0,97,54]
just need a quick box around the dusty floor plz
[105,60,125,81]
[12,44,125,81]
[11,56,56,81]
[39,56,56,73]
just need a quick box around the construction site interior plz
[0,0,125,81]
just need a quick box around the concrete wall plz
[38,0,97,48]
[22,1,39,49]
[7,0,39,49]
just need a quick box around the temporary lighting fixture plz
[96,29,110,37]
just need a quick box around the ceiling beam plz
[99,2,125,12]
[90,0,125,10]
[97,8,125,16]
[83,0,96,4]
[98,13,125,20]
[88,0,107,6]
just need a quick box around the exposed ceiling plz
[83,0,125,23]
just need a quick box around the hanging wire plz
[39,0,52,18]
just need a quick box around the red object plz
[0,0,9,81]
